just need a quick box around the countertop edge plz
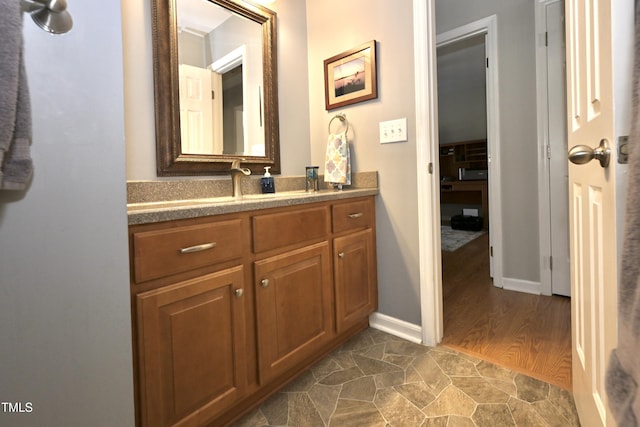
[127,188,378,225]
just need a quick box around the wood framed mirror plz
[151,0,280,176]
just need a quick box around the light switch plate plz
[379,118,408,144]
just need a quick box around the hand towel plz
[606,4,640,425]
[324,132,351,186]
[0,2,33,190]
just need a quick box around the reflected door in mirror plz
[177,1,263,157]
[151,0,280,176]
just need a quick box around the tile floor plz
[234,328,580,427]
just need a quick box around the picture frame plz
[324,40,378,110]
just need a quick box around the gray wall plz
[437,35,487,144]
[306,0,421,325]
[0,1,135,426]
[436,0,540,282]
[178,31,206,67]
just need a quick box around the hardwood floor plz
[440,232,573,390]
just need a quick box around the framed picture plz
[324,40,378,110]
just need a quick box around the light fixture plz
[21,0,73,35]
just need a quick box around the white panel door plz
[179,64,213,155]
[566,0,618,425]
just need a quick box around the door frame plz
[436,16,502,286]
[535,0,571,297]
[413,0,443,345]
[413,2,503,345]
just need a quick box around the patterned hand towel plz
[0,1,33,190]
[324,132,351,186]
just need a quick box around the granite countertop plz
[127,172,378,225]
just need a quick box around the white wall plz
[0,2,135,426]
[436,0,540,282]
[124,0,311,179]
[306,0,422,325]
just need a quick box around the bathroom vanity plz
[127,188,377,426]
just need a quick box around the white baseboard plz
[369,312,423,344]
[502,277,541,295]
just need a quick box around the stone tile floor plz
[234,328,580,426]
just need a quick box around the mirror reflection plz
[151,0,280,176]
[177,0,264,156]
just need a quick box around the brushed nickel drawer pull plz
[179,242,216,254]
[348,212,364,219]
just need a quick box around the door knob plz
[568,139,610,168]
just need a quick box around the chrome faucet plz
[230,160,251,198]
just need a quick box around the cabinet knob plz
[261,279,269,288]
[234,288,244,298]
[338,252,345,259]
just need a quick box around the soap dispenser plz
[261,167,275,193]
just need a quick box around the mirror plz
[151,0,280,176]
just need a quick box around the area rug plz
[441,225,486,252]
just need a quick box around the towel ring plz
[328,113,349,136]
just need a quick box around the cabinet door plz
[334,229,377,333]
[254,242,333,384]
[136,266,246,427]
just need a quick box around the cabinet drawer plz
[132,219,243,283]
[253,207,329,253]
[332,199,374,233]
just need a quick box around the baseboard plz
[369,312,423,344]
[502,277,541,295]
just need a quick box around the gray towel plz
[0,1,33,190]
[606,4,640,426]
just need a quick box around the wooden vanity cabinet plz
[252,206,334,384]
[136,267,247,427]
[332,199,378,333]
[130,216,251,427]
[129,196,377,427]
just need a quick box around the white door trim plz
[535,0,572,297]
[414,3,503,345]
[535,0,554,296]
[413,0,443,346]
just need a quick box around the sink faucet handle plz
[231,158,248,169]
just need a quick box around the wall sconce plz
[21,0,73,35]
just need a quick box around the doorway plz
[436,33,490,275]
[434,14,572,388]
[435,16,503,288]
